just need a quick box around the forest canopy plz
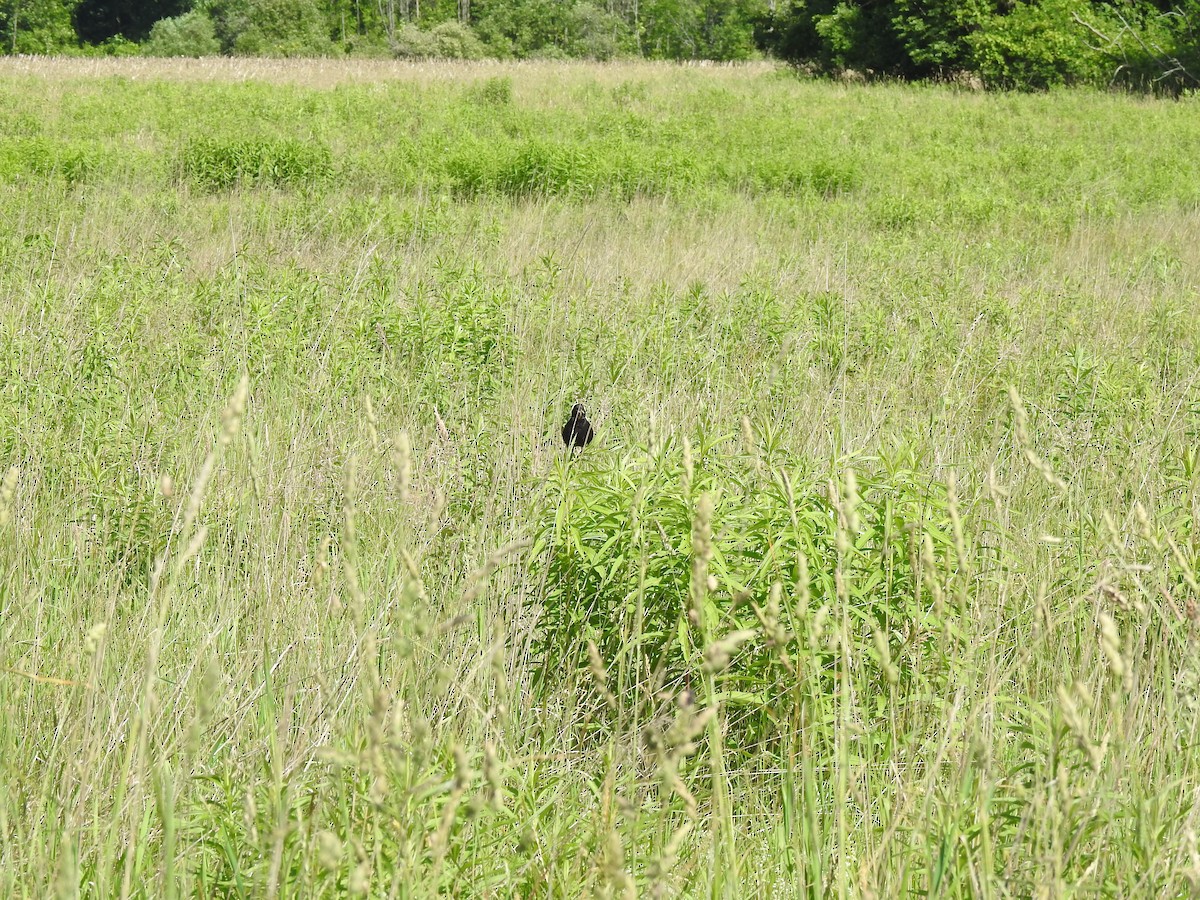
[0,0,1196,92]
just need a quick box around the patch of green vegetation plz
[178,135,333,190]
[533,439,960,755]
[0,137,107,184]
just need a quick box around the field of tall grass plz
[1,57,1200,897]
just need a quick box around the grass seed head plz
[1099,612,1131,691]
[1035,581,1051,637]
[844,467,860,534]
[796,550,811,609]
[648,822,692,898]
[689,492,714,625]
[453,743,475,791]
[347,859,371,896]
[1057,681,1104,771]
[810,603,830,650]
[218,374,249,447]
[601,830,635,898]
[1008,385,1067,491]
[84,622,108,655]
[947,469,967,568]
[316,831,342,872]
[740,415,760,469]
[364,395,380,450]
[703,628,756,673]
[587,638,617,709]
[393,430,412,503]
[665,703,716,753]
[872,628,899,685]
[483,740,503,810]
[756,581,793,654]
[920,532,944,613]
[1133,501,1157,548]
[312,534,332,587]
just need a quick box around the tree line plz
[0,0,1196,92]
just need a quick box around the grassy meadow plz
[2,57,1200,896]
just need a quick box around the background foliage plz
[0,0,1198,88]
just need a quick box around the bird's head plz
[570,403,587,419]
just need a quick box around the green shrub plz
[378,266,516,417]
[761,0,1184,92]
[442,140,495,193]
[444,135,717,199]
[472,0,571,58]
[208,0,333,56]
[638,0,762,60]
[445,139,601,197]
[496,140,599,195]
[765,0,907,74]
[339,31,394,57]
[808,157,861,194]
[0,138,105,185]
[142,10,222,58]
[177,137,333,190]
[96,35,141,56]
[466,76,514,107]
[391,24,439,58]
[969,0,1111,90]
[753,154,861,196]
[890,0,993,74]
[391,22,485,59]
[429,21,487,59]
[531,441,963,750]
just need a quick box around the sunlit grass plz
[0,58,1199,897]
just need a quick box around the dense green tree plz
[327,0,382,37]
[2,0,1197,89]
[204,0,332,54]
[1076,0,1200,93]
[890,0,995,74]
[759,0,1196,90]
[757,0,906,72]
[0,0,78,52]
[142,7,220,54]
[472,0,570,56]
[564,2,632,59]
[969,0,1112,88]
[638,0,763,58]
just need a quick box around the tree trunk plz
[376,0,397,43]
[11,0,20,54]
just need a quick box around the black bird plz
[561,403,594,450]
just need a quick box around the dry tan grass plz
[0,54,775,89]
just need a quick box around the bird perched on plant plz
[561,403,594,450]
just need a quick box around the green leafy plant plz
[177,136,333,189]
[142,10,222,57]
[531,437,963,751]
[968,0,1111,89]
